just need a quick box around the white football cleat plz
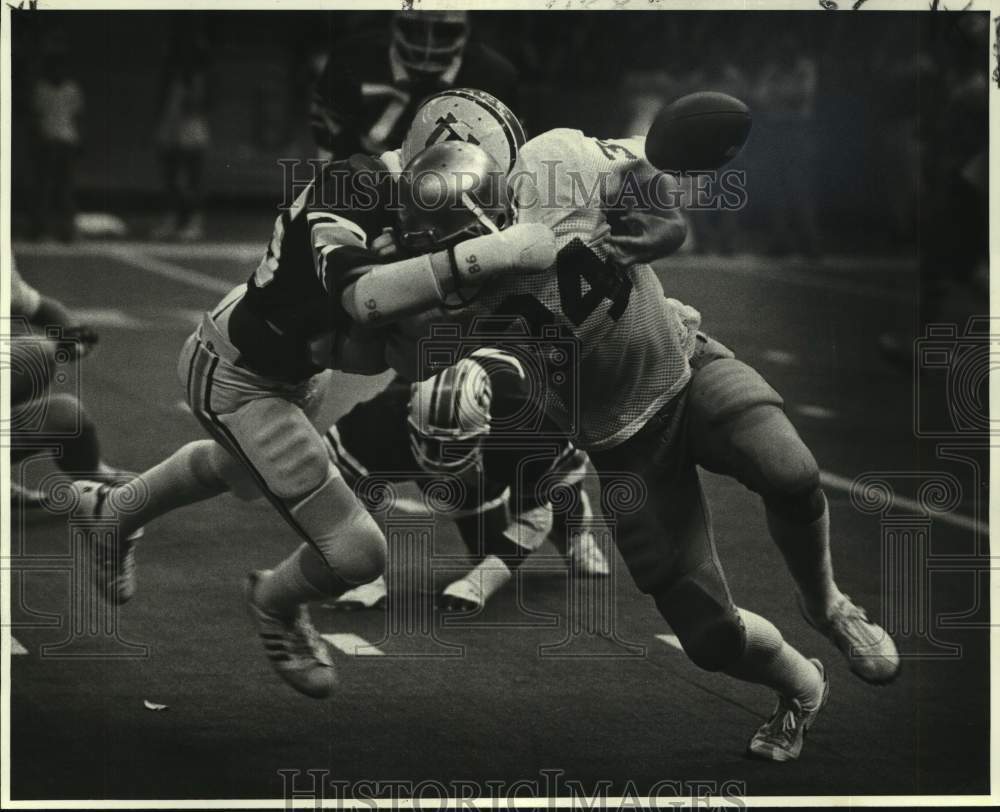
[438,555,513,612]
[74,480,144,605]
[246,571,337,699]
[326,575,388,611]
[802,595,900,685]
[566,528,610,577]
[748,658,830,762]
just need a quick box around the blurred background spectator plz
[8,8,989,271]
[150,19,214,241]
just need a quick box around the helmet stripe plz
[432,88,524,172]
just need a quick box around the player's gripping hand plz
[372,227,402,261]
[604,173,687,268]
[62,324,100,359]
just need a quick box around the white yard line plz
[654,634,683,652]
[104,248,234,295]
[16,241,914,301]
[11,637,27,656]
[321,633,384,656]
[13,240,262,263]
[819,470,986,535]
[71,308,150,330]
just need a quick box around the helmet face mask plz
[396,141,512,254]
[391,11,469,76]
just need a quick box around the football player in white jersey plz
[368,90,898,760]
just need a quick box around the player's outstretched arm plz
[605,150,688,268]
[340,223,556,325]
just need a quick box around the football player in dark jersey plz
[69,120,555,699]
[324,347,609,614]
[311,10,518,160]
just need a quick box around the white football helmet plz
[401,88,525,173]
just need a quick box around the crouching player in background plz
[325,348,609,614]
[9,260,130,505]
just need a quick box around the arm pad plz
[341,223,557,324]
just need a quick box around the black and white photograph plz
[1,1,995,807]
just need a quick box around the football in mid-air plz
[644,91,752,173]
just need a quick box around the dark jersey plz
[327,361,584,518]
[311,30,519,158]
[228,154,397,381]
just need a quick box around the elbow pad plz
[342,254,443,325]
[341,223,557,324]
[450,223,557,284]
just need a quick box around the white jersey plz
[470,128,691,450]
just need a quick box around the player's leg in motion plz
[589,398,829,762]
[75,327,385,698]
[180,333,385,698]
[321,378,420,611]
[543,447,609,577]
[440,493,541,612]
[443,447,610,610]
[687,350,899,685]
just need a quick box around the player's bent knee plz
[689,358,783,427]
[748,408,821,498]
[652,574,747,672]
[288,471,387,585]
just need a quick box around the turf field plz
[7,235,990,802]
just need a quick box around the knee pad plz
[288,471,387,585]
[217,397,330,499]
[734,405,820,498]
[689,358,783,426]
[653,569,747,672]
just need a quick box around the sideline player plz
[9,260,129,504]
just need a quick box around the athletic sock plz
[108,440,230,535]
[725,608,824,707]
[458,554,514,600]
[255,543,354,619]
[766,491,844,621]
